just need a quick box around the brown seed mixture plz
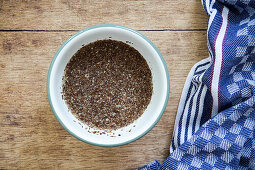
[62,39,152,130]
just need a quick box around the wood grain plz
[0,0,208,30]
[0,31,208,169]
[0,0,209,169]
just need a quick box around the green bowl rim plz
[47,24,170,147]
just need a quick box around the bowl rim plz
[47,24,170,147]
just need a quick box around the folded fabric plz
[139,0,255,169]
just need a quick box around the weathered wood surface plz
[0,0,208,169]
[0,0,208,30]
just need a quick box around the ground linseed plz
[62,39,152,130]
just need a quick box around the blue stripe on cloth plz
[184,89,197,142]
[194,61,210,73]
[176,85,194,147]
[184,83,206,142]
[201,89,213,125]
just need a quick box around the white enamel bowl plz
[47,24,170,147]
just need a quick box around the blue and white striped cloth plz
[139,0,255,169]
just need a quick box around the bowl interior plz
[48,25,169,146]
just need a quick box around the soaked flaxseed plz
[62,39,152,130]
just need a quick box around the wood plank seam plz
[0,29,207,32]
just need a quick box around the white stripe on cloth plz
[211,7,230,117]
[207,0,217,63]
[187,84,203,140]
[194,85,208,132]
[204,0,214,15]
[180,86,196,145]
[170,58,211,153]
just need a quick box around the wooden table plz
[0,1,209,169]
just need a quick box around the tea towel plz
[139,0,255,169]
